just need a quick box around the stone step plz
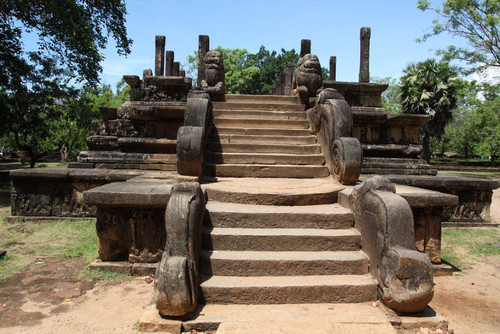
[214,117,309,129]
[214,127,312,136]
[117,137,177,153]
[205,152,324,166]
[78,151,177,164]
[206,201,353,227]
[211,134,316,145]
[176,303,395,333]
[223,94,301,105]
[213,102,305,112]
[199,274,377,304]
[361,167,437,176]
[213,109,307,120]
[207,142,321,154]
[203,178,344,206]
[202,227,360,251]
[200,250,369,276]
[204,163,330,178]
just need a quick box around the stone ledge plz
[338,184,458,209]
[3,216,96,223]
[386,174,500,190]
[9,166,145,182]
[83,181,174,208]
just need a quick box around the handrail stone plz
[153,182,206,317]
[351,176,434,313]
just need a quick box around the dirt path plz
[1,187,499,334]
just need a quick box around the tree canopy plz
[417,0,500,74]
[400,59,460,162]
[0,0,132,88]
[0,0,132,166]
[186,46,300,95]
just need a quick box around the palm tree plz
[400,59,460,162]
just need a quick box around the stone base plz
[140,302,398,333]
[88,260,157,276]
[432,262,453,277]
[384,305,449,332]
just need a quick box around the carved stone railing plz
[351,176,434,313]
[308,88,362,184]
[176,94,213,177]
[153,182,206,316]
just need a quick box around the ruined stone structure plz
[7,31,499,332]
[74,36,192,171]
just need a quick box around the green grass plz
[0,219,99,280]
[441,227,500,270]
[438,170,500,179]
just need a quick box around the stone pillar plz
[165,51,174,76]
[329,56,337,81]
[284,65,294,95]
[155,35,166,76]
[359,27,371,83]
[173,62,180,76]
[198,35,210,86]
[300,39,311,57]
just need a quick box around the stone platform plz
[139,302,448,333]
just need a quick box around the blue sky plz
[98,0,467,88]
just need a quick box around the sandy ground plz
[1,185,499,334]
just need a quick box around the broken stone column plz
[329,56,337,81]
[165,51,174,76]
[198,35,210,86]
[300,39,311,57]
[172,62,180,76]
[284,65,294,95]
[359,27,370,82]
[155,35,166,76]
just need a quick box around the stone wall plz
[9,168,144,217]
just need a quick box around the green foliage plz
[0,0,132,166]
[372,77,403,114]
[0,0,132,88]
[400,59,460,161]
[444,81,500,162]
[186,46,299,95]
[417,0,500,74]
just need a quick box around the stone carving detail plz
[308,88,361,184]
[351,176,434,313]
[154,183,206,317]
[177,97,213,176]
[292,54,323,106]
[201,51,226,101]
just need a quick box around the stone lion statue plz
[201,51,226,101]
[292,54,323,106]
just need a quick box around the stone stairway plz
[204,94,330,178]
[198,178,377,306]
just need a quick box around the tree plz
[245,46,300,95]
[186,46,300,95]
[417,0,500,74]
[372,77,403,114]
[445,81,500,162]
[400,59,460,162]
[0,0,132,166]
[51,82,130,163]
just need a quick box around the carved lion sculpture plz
[201,51,226,101]
[292,54,323,106]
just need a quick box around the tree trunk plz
[422,134,431,163]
